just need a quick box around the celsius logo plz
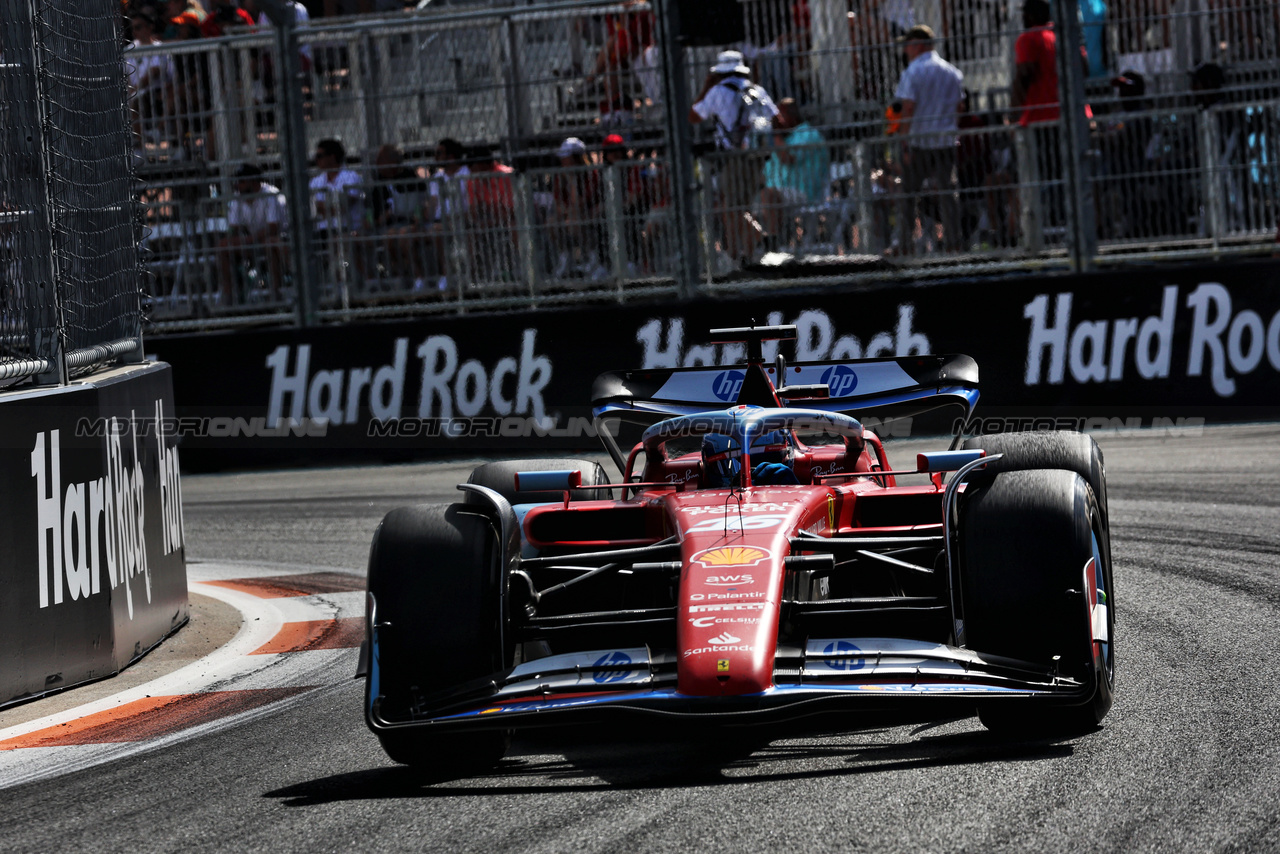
[821,365,858,397]
[711,370,746,402]
[708,632,742,644]
[822,640,865,671]
[591,651,634,684]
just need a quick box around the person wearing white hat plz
[550,137,607,279]
[689,50,779,266]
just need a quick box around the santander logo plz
[708,632,741,644]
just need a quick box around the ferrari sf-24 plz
[357,324,1115,770]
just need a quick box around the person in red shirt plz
[1012,0,1058,126]
[201,0,255,37]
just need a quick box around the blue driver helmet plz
[701,433,741,488]
[749,429,794,467]
[749,429,800,485]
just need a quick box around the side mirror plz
[916,449,985,473]
[514,469,583,492]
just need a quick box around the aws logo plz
[821,365,858,397]
[704,574,754,586]
[693,546,772,569]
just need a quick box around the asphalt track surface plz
[3,425,1280,853]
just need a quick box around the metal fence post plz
[1015,126,1042,254]
[1055,0,1097,271]
[259,0,321,327]
[604,164,627,283]
[853,142,879,254]
[654,0,701,299]
[1199,109,1224,245]
[512,172,538,298]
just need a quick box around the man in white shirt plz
[309,138,367,290]
[219,164,287,304]
[892,25,964,254]
[689,50,779,265]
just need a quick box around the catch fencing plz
[129,0,1280,331]
[0,0,144,384]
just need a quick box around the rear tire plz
[466,458,613,505]
[365,503,510,771]
[960,469,1115,736]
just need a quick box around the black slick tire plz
[365,503,510,772]
[960,469,1115,736]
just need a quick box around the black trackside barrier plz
[147,260,1280,469]
[0,362,189,707]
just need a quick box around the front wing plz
[366,636,1099,734]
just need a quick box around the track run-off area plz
[1,425,1278,852]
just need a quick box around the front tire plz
[365,503,510,771]
[960,469,1115,736]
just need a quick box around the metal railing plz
[122,0,1280,331]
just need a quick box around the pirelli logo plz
[688,603,766,613]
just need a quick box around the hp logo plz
[591,651,634,684]
[712,370,746,402]
[821,640,864,671]
[821,365,858,397]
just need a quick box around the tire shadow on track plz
[262,723,1078,807]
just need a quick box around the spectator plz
[1095,71,1154,239]
[1012,0,1059,127]
[128,9,175,155]
[201,0,254,36]
[163,9,212,160]
[309,138,365,284]
[428,137,470,291]
[161,0,207,39]
[956,89,994,244]
[759,98,830,248]
[584,1,653,130]
[551,136,607,279]
[892,24,963,254]
[467,147,518,284]
[601,133,655,275]
[1008,0,1090,236]
[218,164,286,305]
[370,145,431,291]
[689,50,779,266]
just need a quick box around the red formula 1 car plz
[359,325,1115,770]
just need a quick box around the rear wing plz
[591,354,980,471]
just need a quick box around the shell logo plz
[692,546,772,568]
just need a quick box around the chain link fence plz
[0,0,143,385]
[122,0,1280,330]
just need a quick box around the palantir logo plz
[822,640,864,671]
[821,365,858,398]
[712,370,746,402]
[591,651,634,684]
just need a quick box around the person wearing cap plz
[550,137,608,279]
[601,133,657,274]
[218,164,287,305]
[690,50,779,266]
[891,24,963,254]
